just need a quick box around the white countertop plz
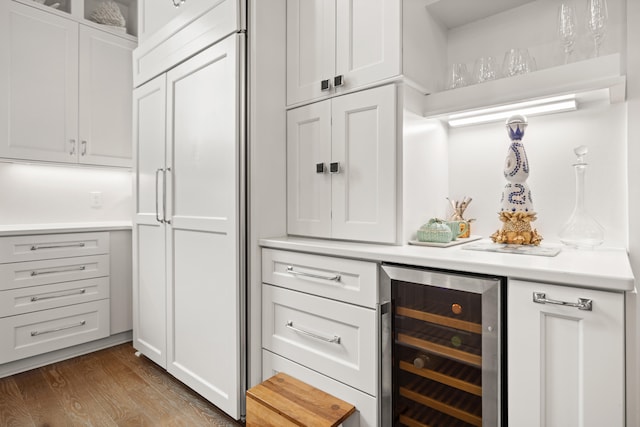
[0,221,132,236]
[260,236,635,292]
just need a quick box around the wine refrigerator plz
[379,264,506,427]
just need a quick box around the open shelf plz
[423,53,625,119]
[15,0,138,37]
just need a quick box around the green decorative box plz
[417,218,453,243]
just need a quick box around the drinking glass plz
[447,63,469,89]
[586,0,608,57]
[502,48,535,77]
[473,56,497,83]
[558,3,577,64]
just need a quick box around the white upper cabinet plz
[136,0,187,43]
[0,1,136,167]
[287,84,397,243]
[79,26,135,167]
[0,3,79,164]
[286,0,400,106]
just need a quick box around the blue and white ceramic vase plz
[491,115,543,245]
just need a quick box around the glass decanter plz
[559,145,604,249]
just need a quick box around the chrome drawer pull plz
[31,266,86,276]
[285,321,341,344]
[533,292,593,311]
[286,266,341,282]
[31,289,86,302]
[31,320,86,337]
[31,243,86,251]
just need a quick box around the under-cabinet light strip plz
[447,95,578,127]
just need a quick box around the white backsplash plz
[0,162,133,225]
[447,100,627,247]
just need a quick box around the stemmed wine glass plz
[586,0,608,57]
[558,3,577,64]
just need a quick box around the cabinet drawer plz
[0,232,109,263]
[0,299,110,364]
[0,277,109,318]
[0,254,109,291]
[262,249,377,308]
[262,284,377,396]
[262,350,377,427]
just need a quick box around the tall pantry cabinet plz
[132,0,245,419]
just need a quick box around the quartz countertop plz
[260,236,635,292]
[0,222,132,236]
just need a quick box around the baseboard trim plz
[0,331,133,378]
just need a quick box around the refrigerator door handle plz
[163,167,171,224]
[155,168,164,223]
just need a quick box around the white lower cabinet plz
[262,284,377,396]
[0,232,114,365]
[508,279,625,427]
[261,248,379,426]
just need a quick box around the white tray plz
[409,235,482,248]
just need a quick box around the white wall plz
[626,0,639,425]
[247,0,287,388]
[448,101,628,247]
[0,162,132,225]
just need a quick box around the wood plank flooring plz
[0,343,244,427]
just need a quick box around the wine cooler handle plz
[285,320,341,344]
[286,266,341,282]
[533,292,593,311]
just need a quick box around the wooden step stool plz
[246,372,356,426]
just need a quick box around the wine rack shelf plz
[400,378,482,426]
[397,332,481,368]
[396,306,482,334]
[399,360,481,397]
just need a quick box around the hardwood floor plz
[0,343,244,426]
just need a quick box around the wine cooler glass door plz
[380,264,504,427]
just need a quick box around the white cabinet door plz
[286,84,397,243]
[508,279,625,427]
[335,0,400,95]
[286,0,400,106]
[286,0,335,105]
[0,2,78,163]
[137,0,185,43]
[165,36,242,420]
[78,25,135,167]
[286,100,332,237]
[132,74,168,368]
[331,84,397,243]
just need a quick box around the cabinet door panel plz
[137,0,185,43]
[132,74,167,368]
[287,101,332,238]
[0,2,78,163]
[508,279,625,427]
[79,25,135,167]
[286,0,335,105]
[331,84,397,243]
[165,37,241,420]
[335,0,400,92]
